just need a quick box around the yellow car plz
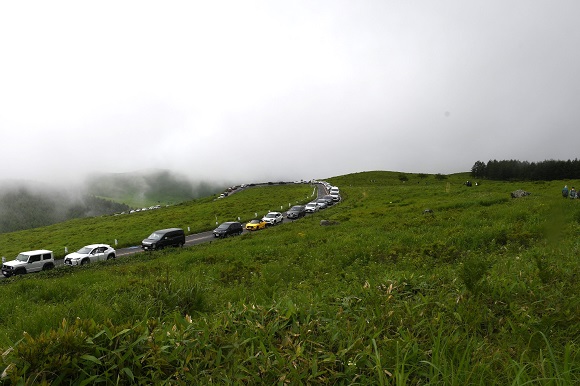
[245,219,267,231]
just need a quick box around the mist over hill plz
[0,184,130,234]
[0,170,227,234]
[85,169,225,207]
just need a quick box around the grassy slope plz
[0,184,316,259]
[0,172,579,384]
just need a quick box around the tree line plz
[0,188,130,234]
[471,159,580,181]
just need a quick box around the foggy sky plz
[1,1,579,185]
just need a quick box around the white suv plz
[262,212,283,226]
[2,250,55,277]
[329,187,341,202]
[64,244,116,266]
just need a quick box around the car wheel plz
[15,268,26,275]
[107,254,115,260]
[42,263,54,270]
[81,259,89,265]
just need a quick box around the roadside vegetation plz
[0,172,578,384]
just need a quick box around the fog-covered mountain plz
[85,169,223,207]
[0,184,130,233]
[0,170,227,233]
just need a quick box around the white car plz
[262,211,283,225]
[64,244,116,266]
[305,202,319,213]
[2,250,55,277]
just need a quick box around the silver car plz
[64,244,116,266]
[305,202,319,213]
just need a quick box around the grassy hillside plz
[0,172,578,384]
[0,183,316,259]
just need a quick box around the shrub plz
[459,255,492,294]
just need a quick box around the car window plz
[16,253,29,262]
[29,255,41,263]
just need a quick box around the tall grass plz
[0,172,579,384]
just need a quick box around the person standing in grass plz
[562,185,569,198]
[570,187,577,199]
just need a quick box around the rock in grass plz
[511,190,531,198]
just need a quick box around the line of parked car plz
[1,183,341,278]
[217,184,340,237]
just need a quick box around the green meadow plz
[0,171,578,384]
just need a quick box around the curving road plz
[1,183,333,278]
[103,182,329,258]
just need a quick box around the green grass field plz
[0,172,578,384]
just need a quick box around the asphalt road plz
[1,182,332,278]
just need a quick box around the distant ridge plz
[0,169,225,234]
[84,169,224,207]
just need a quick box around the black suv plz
[142,228,185,250]
[286,205,306,219]
[213,222,243,238]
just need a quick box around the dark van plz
[141,228,185,250]
[213,221,243,238]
